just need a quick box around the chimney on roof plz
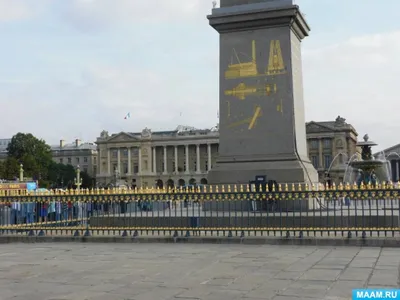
[75,139,81,147]
[60,140,65,148]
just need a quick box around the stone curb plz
[1,236,400,247]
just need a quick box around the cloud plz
[59,0,212,31]
[302,30,400,150]
[0,0,32,22]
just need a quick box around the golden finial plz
[338,182,344,190]
[353,182,358,190]
[209,185,213,193]
[228,185,231,193]
[297,183,302,192]
[360,182,365,190]
[285,183,289,192]
[272,184,275,192]
[240,185,244,193]
[258,184,262,192]
[278,184,282,192]
[265,184,269,192]
[291,183,295,192]
[216,185,219,193]
[234,185,237,193]
[332,182,336,190]
[305,183,309,191]
[246,185,250,192]
[325,182,329,191]
[222,185,225,193]
[382,181,387,190]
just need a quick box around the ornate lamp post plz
[19,164,24,182]
[74,165,83,191]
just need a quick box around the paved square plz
[0,243,398,299]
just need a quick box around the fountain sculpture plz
[348,134,390,186]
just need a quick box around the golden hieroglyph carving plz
[227,106,262,130]
[224,83,277,100]
[225,40,259,79]
[266,40,286,75]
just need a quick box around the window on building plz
[132,148,138,155]
[324,155,332,169]
[323,139,332,149]
[112,150,117,157]
[67,158,71,164]
[194,161,197,170]
[59,158,63,164]
[144,160,148,170]
[205,160,208,170]
[124,163,128,174]
[113,164,117,172]
[311,156,318,168]
[310,139,318,149]
[123,149,128,156]
[94,157,97,164]
[93,166,97,175]
[183,161,187,172]
[172,161,176,172]
[76,157,80,163]
[133,165,139,174]
[84,157,88,163]
[162,162,165,172]
[83,167,88,173]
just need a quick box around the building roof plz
[306,116,358,134]
[51,142,97,151]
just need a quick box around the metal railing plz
[0,182,400,238]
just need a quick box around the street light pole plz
[74,165,83,191]
[19,164,24,182]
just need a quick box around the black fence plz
[0,186,400,238]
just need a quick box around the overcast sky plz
[0,0,399,151]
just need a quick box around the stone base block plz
[207,158,318,185]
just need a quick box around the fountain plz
[348,134,390,186]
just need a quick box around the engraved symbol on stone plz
[227,105,262,130]
[225,40,258,79]
[266,40,286,75]
[225,83,277,100]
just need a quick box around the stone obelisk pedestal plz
[207,0,318,185]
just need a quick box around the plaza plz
[0,243,398,300]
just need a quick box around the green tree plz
[80,171,94,188]
[0,160,5,179]
[2,157,20,180]
[7,133,52,180]
[47,162,76,188]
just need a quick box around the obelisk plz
[207,0,318,184]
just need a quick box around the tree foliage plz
[1,157,20,180]
[7,133,52,180]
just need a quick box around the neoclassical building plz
[96,117,359,187]
[306,116,359,183]
[96,126,219,188]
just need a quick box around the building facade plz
[96,117,358,187]
[306,116,359,184]
[51,139,98,178]
[0,138,11,162]
[96,126,219,188]
[377,143,400,182]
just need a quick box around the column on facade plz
[196,144,200,173]
[117,148,121,173]
[397,160,400,181]
[163,146,167,174]
[152,147,157,173]
[127,147,131,175]
[207,144,212,171]
[107,149,111,175]
[185,145,189,174]
[318,138,323,169]
[138,148,142,174]
[174,146,178,173]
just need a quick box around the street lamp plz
[19,164,24,182]
[74,165,83,191]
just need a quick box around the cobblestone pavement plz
[0,244,398,300]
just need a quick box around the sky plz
[0,0,399,151]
